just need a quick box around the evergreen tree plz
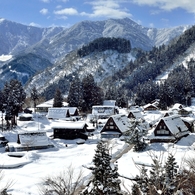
[92,86,103,107]
[30,86,39,113]
[67,76,83,108]
[163,154,179,195]
[116,89,128,108]
[0,91,5,131]
[149,157,164,194]
[135,166,149,195]
[82,141,122,195]
[131,153,181,195]
[125,119,147,152]
[3,79,26,128]
[53,88,63,107]
[133,129,147,152]
[158,83,168,110]
[81,74,103,112]
[105,86,117,100]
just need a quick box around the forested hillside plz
[107,25,195,108]
[77,37,131,57]
[26,25,195,110]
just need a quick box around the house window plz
[159,125,166,130]
[156,130,169,135]
[110,122,113,125]
[101,134,119,139]
[109,126,114,129]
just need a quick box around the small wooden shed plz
[92,105,119,119]
[6,130,53,152]
[19,114,33,121]
[47,108,70,119]
[52,121,88,140]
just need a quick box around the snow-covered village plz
[2,4,195,194]
[1,91,195,195]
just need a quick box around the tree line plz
[134,61,195,109]
[67,74,103,112]
[77,37,131,57]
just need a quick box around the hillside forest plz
[37,25,195,111]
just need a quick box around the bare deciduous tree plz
[38,165,84,195]
[178,157,195,195]
[0,169,14,195]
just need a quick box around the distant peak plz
[0,18,5,23]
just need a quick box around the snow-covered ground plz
[0,108,195,194]
[156,42,195,84]
[0,54,12,62]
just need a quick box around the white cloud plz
[83,0,132,19]
[59,0,69,2]
[40,8,49,15]
[29,22,41,27]
[56,5,62,9]
[41,0,50,3]
[150,9,162,15]
[54,8,78,15]
[132,0,195,14]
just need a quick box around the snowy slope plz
[25,50,135,95]
[156,41,195,83]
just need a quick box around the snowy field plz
[0,109,195,194]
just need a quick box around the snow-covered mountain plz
[0,53,53,89]
[0,17,191,92]
[0,17,189,61]
[0,18,64,56]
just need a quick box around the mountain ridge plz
[0,17,189,59]
[0,17,191,95]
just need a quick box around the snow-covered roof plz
[129,110,143,119]
[111,114,131,133]
[181,116,195,124]
[51,121,87,129]
[92,105,118,116]
[180,107,193,112]
[65,107,78,115]
[171,103,183,110]
[18,131,49,147]
[47,108,69,119]
[161,115,189,135]
[143,103,158,110]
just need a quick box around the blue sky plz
[1,0,195,28]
